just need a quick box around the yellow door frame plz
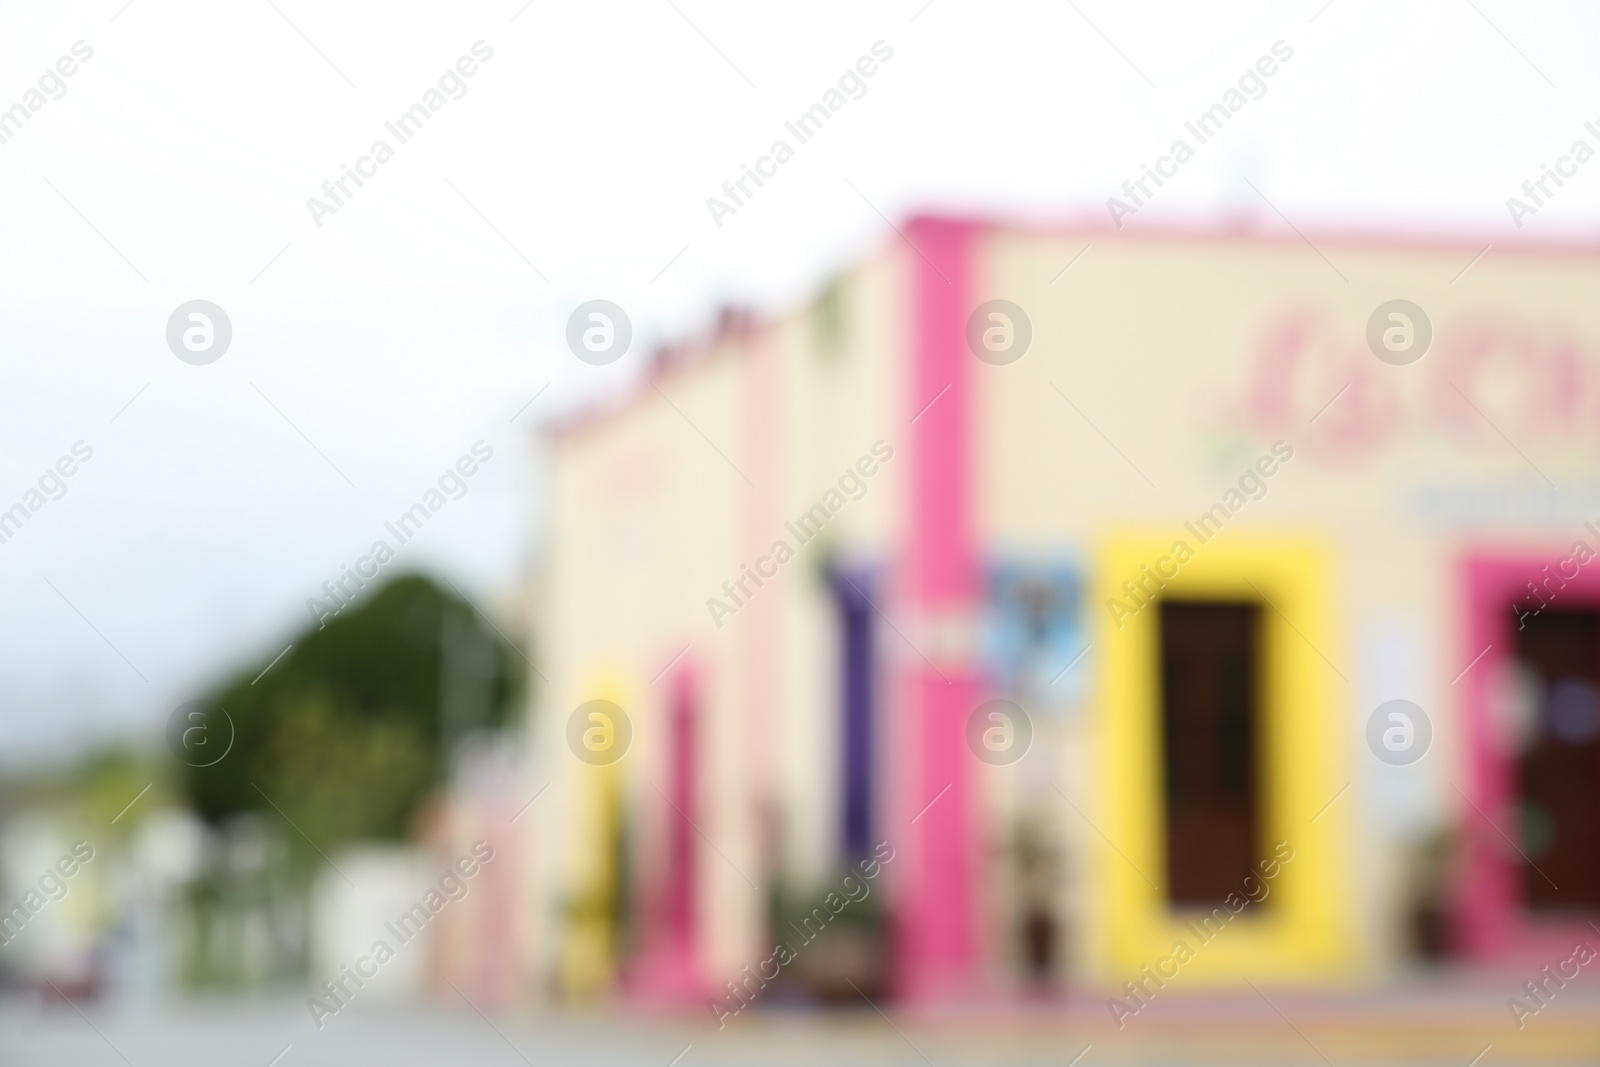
[559,669,633,997]
[1089,533,1357,983]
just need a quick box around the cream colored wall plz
[971,228,1600,980]
[526,343,755,991]
[769,251,911,897]
[524,239,913,996]
[519,223,1600,996]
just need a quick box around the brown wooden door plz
[1513,609,1600,912]
[1159,601,1262,907]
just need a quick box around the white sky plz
[2,0,1597,764]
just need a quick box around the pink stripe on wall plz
[894,216,982,1000]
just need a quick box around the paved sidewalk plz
[1,980,1595,1067]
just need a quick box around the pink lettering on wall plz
[1238,309,1599,459]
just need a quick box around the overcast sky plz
[2,0,1597,765]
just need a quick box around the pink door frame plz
[893,216,983,999]
[625,665,703,1000]
[1457,551,1600,963]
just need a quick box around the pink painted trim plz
[623,661,707,1004]
[547,309,764,444]
[1457,549,1600,964]
[904,211,1600,259]
[893,216,983,1000]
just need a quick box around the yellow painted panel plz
[559,669,632,997]
[1091,533,1357,984]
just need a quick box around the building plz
[519,216,1600,1006]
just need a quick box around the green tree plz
[181,573,523,869]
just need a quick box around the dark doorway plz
[830,568,877,865]
[1158,601,1262,906]
[1512,609,1600,911]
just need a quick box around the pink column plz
[894,216,983,1001]
[1457,556,1512,959]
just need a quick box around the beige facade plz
[524,218,1600,1002]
